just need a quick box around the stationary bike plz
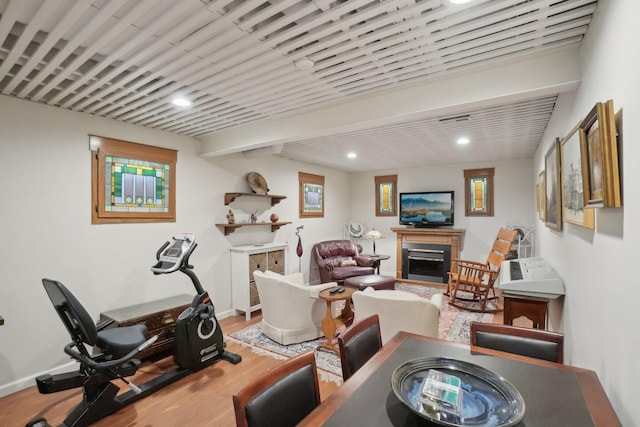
[28,233,241,427]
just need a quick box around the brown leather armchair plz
[312,240,375,285]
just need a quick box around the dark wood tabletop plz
[300,332,619,427]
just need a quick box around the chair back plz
[470,322,564,363]
[233,351,320,427]
[486,228,518,271]
[338,315,382,380]
[42,278,98,348]
[352,289,442,344]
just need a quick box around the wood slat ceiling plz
[0,0,597,172]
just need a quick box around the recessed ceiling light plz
[447,0,473,4]
[347,152,357,159]
[457,137,470,145]
[172,97,191,107]
[295,57,315,70]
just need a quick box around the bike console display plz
[151,233,197,274]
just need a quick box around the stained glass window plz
[105,156,170,213]
[91,135,177,224]
[375,175,397,216]
[464,168,494,217]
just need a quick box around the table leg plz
[372,260,381,274]
[318,300,339,354]
[340,299,354,327]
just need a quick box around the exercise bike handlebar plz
[155,241,171,261]
[63,335,159,371]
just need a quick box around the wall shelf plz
[224,192,287,207]
[216,222,292,236]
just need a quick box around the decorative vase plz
[270,213,279,223]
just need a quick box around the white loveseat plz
[351,288,443,344]
[253,270,336,345]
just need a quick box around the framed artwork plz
[578,100,621,208]
[374,174,397,216]
[544,139,562,231]
[298,172,324,217]
[561,124,595,229]
[537,171,545,221]
[463,168,494,216]
[90,135,177,224]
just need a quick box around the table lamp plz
[364,229,384,255]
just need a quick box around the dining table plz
[300,331,619,427]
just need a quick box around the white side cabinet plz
[231,243,287,321]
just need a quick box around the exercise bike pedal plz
[221,350,242,365]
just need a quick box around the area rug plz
[226,283,494,384]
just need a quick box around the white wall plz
[350,159,534,277]
[203,153,352,283]
[534,0,639,424]
[0,95,351,396]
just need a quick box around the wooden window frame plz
[298,172,324,218]
[90,135,177,224]
[374,174,397,217]
[464,167,494,217]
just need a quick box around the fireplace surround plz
[391,228,464,286]
[402,243,451,283]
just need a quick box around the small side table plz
[317,287,355,354]
[503,294,548,329]
[360,254,390,274]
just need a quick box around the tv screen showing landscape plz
[399,191,454,227]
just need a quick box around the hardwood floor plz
[0,313,340,427]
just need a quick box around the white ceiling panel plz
[0,0,597,172]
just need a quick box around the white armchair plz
[352,288,443,344]
[253,270,336,345]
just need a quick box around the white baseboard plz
[0,360,77,398]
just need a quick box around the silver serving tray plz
[391,357,525,427]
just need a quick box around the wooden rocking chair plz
[448,228,518,313]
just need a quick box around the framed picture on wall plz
[374,174,397,216]
[578,100,621,208]
[544,138,562,231]
[537,171,545,221]
[561,124,595,229]
[298,172,324,217]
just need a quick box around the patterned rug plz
[226,283,494,384]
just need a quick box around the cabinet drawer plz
[268,250,285,273]
[249,253,267,279]
[249,281,260,306]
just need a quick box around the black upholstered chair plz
[232,351,320,427]
[470,321,564,363]
[338,314,383,380]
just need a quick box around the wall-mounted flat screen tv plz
[399,191,454,227]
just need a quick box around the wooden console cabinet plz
[231,243,287,320]
[391,227,464,286]
[99,294,192,360]
[503,294,548,329]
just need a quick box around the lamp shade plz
[364,229,384,254]
[364,229,383,239]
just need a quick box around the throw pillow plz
[340,259,357,267]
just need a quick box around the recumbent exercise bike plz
[28,233,241,427]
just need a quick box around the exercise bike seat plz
[42,279,151,366]
[97,324,149,357]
